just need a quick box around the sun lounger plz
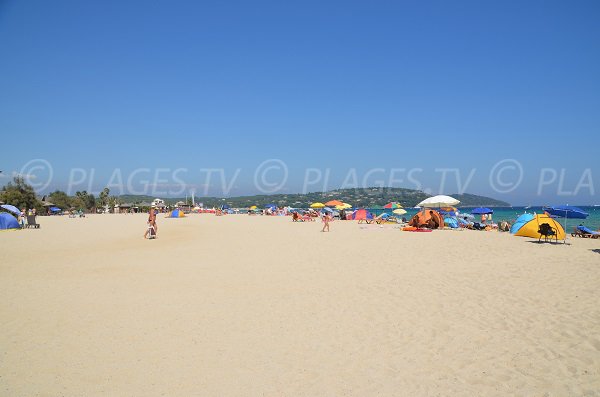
[572,225,600,239]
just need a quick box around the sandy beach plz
[1,213,599,396]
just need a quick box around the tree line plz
[0,176,118,212]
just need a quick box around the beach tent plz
[444,217,459,229]
[351,209,373,220]
[511,213,565,240]
[0,213,20,230]
[1,204,21,215]
[510,213,535,234]
[408,210,444,229]
[168,208,185,218]
[384,202,403,209]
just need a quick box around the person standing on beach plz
[321,212,331,232]
[144,206,158,239]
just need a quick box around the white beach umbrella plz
[417,195,460,208]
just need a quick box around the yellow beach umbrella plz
[310,202,325,208]
[249,205,257,210]
[335,203,352,210]
[392,208,407,215]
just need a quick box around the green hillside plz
[118,188,509,208]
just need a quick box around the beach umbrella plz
[49,207,61,212]
[457,212,474,220]
[0,204,21,215]
[351,209,373,220]
[265,203,277,209]
[335,203,352,210]
[417,195,460,209]
[471,207,494,215]
[322,207,333,213]
[324,200,344,207]
[392,208,407,215]
[220,204,230,210]
[383,202,403,209]
[438,207,458,216]
[542,205,589,244]
[249,205,257,210]
[310,202,325,208]
[543,205,588,219]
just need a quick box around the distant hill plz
[118,188,509,208]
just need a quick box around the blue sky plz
[1,0,599,204]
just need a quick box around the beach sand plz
[1,214,599,396]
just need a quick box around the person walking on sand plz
[144,206,158,239]
[321,212,331,232]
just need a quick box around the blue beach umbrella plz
[471,207,494,215]
[0,204,21,215]
[542,205,588,219]
[49,207,61,212]
[265,204,276,209]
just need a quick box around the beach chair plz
[26,215,40,229]
[472,222,486,231]
[572,225,600,239]
[538,223,557,242]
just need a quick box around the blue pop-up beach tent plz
[0,204,21,215]
[0,213,20,230]
[510,213,535,234]
[444,217,459,228]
